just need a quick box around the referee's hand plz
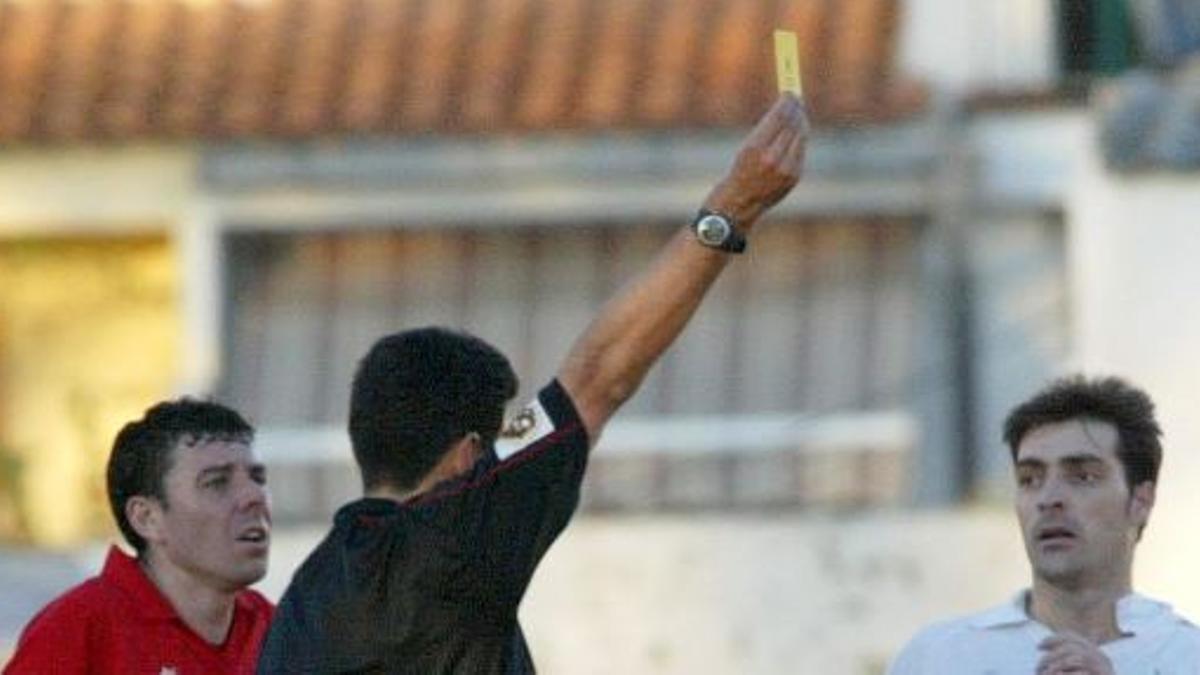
[702,93,809,233]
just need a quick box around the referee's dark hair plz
[350,327,518,491]
[1003,375,1163,493]
[107,399,255,554]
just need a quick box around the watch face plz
[696,214,731,246]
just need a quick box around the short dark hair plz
[107,398,254,553]
[1003,375,1162,490]
[349,327,518,491]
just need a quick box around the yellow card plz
[774,29,802,96]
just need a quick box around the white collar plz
[968,590,1177,635]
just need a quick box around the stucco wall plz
[261,510,1028,675]
[0,147,193,235]
[0,149,191,545]
[0,237,179,545]
[1068,158,1200,619]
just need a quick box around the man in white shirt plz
[888,376,1200,675]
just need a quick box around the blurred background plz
[1,0,1199,672]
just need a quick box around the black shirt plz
[258,380,589,675]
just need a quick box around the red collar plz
[101,546,181,620]
[101,546,260,619]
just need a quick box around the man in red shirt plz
[4,399,274,674]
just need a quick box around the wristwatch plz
[691,209,746,254]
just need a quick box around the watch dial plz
[698,215,729,245]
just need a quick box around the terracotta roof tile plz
[402,0,471,130]
[218,0,286,135]
[578,0,655,127]
[696,0,772,123]
[830,0,893,114]
[101,0,174,136]
[0,1,62,139]
[162,0,232,136]
[0,0,927,143]
[513,0,589,129]
[636,0,700,125]
[283,0,354,134]
[42,1,110,139]
[341,0,412,132]
[459,0,533,129]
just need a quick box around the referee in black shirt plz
[258,94,809,674]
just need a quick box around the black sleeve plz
[421,379,590,607]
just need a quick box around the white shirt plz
[888,591,1200,675]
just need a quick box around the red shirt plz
[4,546,273,675]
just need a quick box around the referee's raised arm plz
[258,93,811,675]
[557,93,810,443]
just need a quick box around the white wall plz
[0,147,225,398]
[1068,156,1200,618]
[0,147,193,235]
[259,512,1026,675]
[900,0,1057,95]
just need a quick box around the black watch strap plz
[691,209,747,254]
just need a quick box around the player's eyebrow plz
[1016,455,1108,472]
[1057,454,1108,470]
[196,463,234,483]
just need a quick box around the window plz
[222,218,920,517]
[1057,0,1140,76]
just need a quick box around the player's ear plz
[127,495,167,546]
[1130,480,1156,530]
[450,433,482,475]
